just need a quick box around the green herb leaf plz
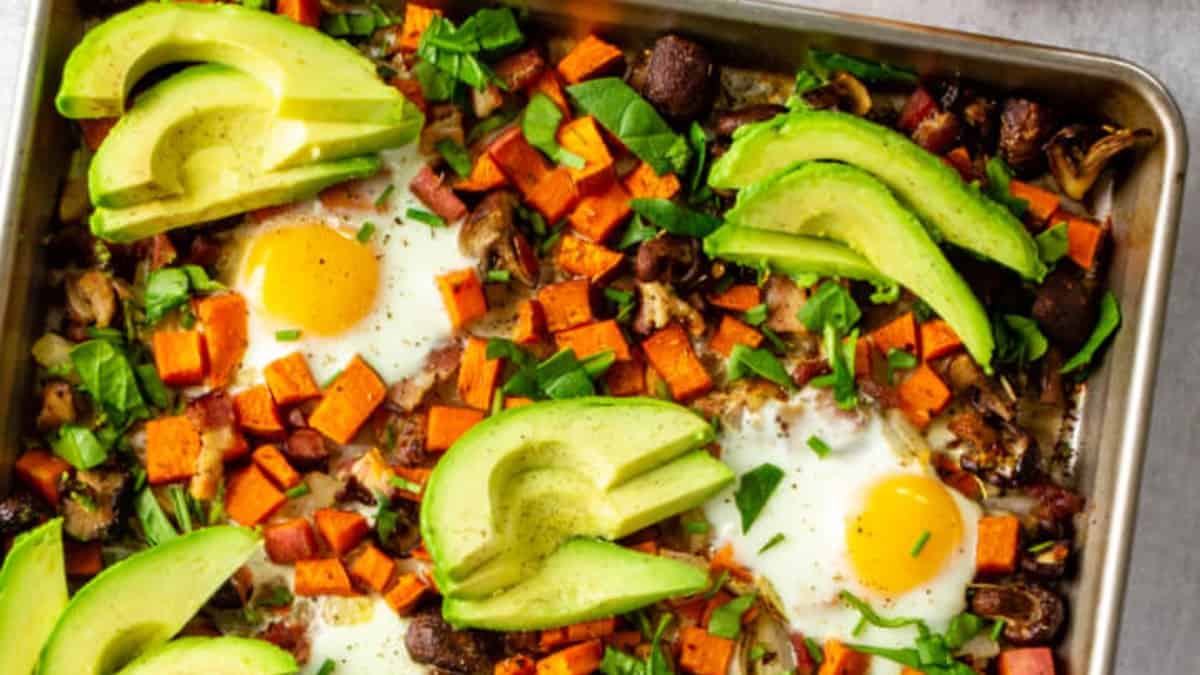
[50,424,108,469]
[743,303,768,326]
[805,637,824,665]
[617,214,659,250]
[747,644,767,661]
[990,619,1006,643]
[485,269,512,284]
[911,299,937,322]
[523,94,585,168]
[599,646,644,675]
[910,530,931,557]
[822,324,859,410]
[944,613,983,650]
[486,338,537,368]
[840,590,929,633]
[758,533,786,554]
[886,347,918,385]
[994,314,1048,365]
[135,488,178,547]
[390,475,423,494]
[1036,221,1069,264]
[275,329,302,342]
[984,156,1029,219]
[285,483,311,499]
[686,122,708,196]
[1027,540,1056,554]
[417,15,505,91]
[144,268,190,324]
[806,435,831,459]
[604,287,637,323]
[356,221,376,243]
[375,492,398,541]
[796,282,861,334]
[581,350,617,379]
[166,484,194,533]
[630,198,722,239]
[734,463,785,532]
[316,659,337,675]
[708,594,756,639]
[1061,291,1121,374]
[70,339,146,426]
[256,584,294,608]
[134,362,172,410]
[407,208,446,228]
[436,139,474,177]
[727,344,794,390]
[568,78,691,175]
[536,349,596,399]
[807,49,918,83]
[684,521,710,534]
[414,60,458,101]
[321,13,350,37]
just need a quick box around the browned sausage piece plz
[999,97,1055,176]
[644,35,715,122]
[285,428,330,466]
[405,608,493,674]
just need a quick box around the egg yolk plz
[240,221,380,336]
[846,474,964,596]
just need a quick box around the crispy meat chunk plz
[36,380,76,432]
[63,468,128,542]
[998,97,1055,175]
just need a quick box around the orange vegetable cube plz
[392,465,431,502]
[397,4,441,52]
[679,626,735,675]
[538,279,594,333]
[437,268,488,330]
[707,284,761,312]
[642,324,712,401]
[194,293,248,389]
[309,355,387,444]
[567,181,633,243]
[528,168,580,223]
[1058,213,1105,270]
[426,405,485,451]
[315,508,370,556]
[151,330,207,386]
[385,572,428,615]
[489,126,551,197]
[454,152,510,192]
[555,234,624,281]
[496,655,537,675]
[537,639,604,675]
[264,518,318,564]
[710,543,753,581]
[145,415,201,484]
[225,464,286,526]
[557,116,615,195]
[458,337,503,411]
[513,299,546,345]
[14,450,71,504]
[818,640,870,675]
[1009,180,1061,225]
[505,396,535,408]
[294,558,355,597]
[555,320,632,361]
[997,647,1056,675]
[541,618,616,650]
[604,360,645,396]
[252,444,301,490]
[896,363,952,429]
[557,35,624,84]
[920,319,963,361]
[976,515,1022,575]
[530,71,571,117]
[623,162,681,200]
[709,316,763,357]
[350,544,397,593]
[275,0,321,27]
[871,312,919,356]
[263,352,321,406]
[234,385,285,438]
[854,337,873,378]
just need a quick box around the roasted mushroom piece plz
[1021,540,1072,579]
[459,191,537,286]
[1032,267,1099,351]
[36,380,77,432]
[65,268,117,330]
[644,35,715,122]
[63,468,129,542]
[958,420,1039,486]
[634,281,704,337]
[998,97,1056,175]
[805,72,872,117]
[405,607,493,674]
[970,582,1065,646]
[1046,124,1153,200]
[714,104,788,138]
[634,234,703,287]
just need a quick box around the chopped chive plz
[490,388,505,416]
[485,269,512,283]
[316,659,337,675]
[704,570,730,599]
[356,221,376,242]
[758,532,786,553]
[285,483,310,499]
[1027,540,1056,554]
[684,521,710,535]
[374,184,395,207]
[275,329,302,342]
[747,644,767,661]
[990,619,1006,642]
[910,530,931,557]
[539,227,564,255]
[389,475,422,494]
[805,636,824,665]
[852,616,867,636]
[760,325,787,353]
[807,435,832,459]
[744,303,769,326]
[407,208,446,228]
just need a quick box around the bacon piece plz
[410,164,468,223]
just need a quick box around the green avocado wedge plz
[0,519,67,675]
[115,637,297,675]
[725,161,994,369]
[708,110,1046,282]
[442,538,709,631]
[90,155,381,242]
[422,397,732,611]
[57,3,411,125]
[704,224,899,303]
[38,526,260,675]
[90,64,421,208]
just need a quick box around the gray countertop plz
[0,0,1194,671]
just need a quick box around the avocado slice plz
[725,161,994,369]
[421,397,732,599]
[91,64,421,208]
[442,538,709,631]
[115,637,296,675]
[57,3,410,125]
[38,526,260,675]
[708,110,1046,282]
[0,519,67,675]
[704,224,899,302]
[90,155,381,242]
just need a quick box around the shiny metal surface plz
[0,1,1186,673]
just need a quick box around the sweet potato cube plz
[252,444,301,490]
[557,35,624,84]
[264,352,321,406]
[488,126,551,197]
[871,312,919,356]
[896,363,952,429]
[397,4,441,52]
[537,639,604,675]
[997,647,1056,675]
[679,626,734,675]
[557,116,615,195]
[818,640,870,675]
[14,450,71,504]
[623,162,681,200]
[920,319,963,361]
[555,234,624,281]
[152,330,207,386]
[385,572,428,615]
[567,182,632,243]
[642,324,712,401]
[458,337,503,411]
[555,320,632,361]
[528,167,580,223]
[604,360,645,396]
[513,299,546,345]
[234,385,285,438]
[707,284,761,312]
[976,515,1022,575]
[145,415,201,484]
[350,544,397,593]
[709,316,763,357]
[538,279,594,333]
[225,464,286,526]
[194,293,248,389]
[454,152,509,192]
[309,356,387,444]
[315,508,370,556]
[426,405,485,451]
[294,558,355,597]
[437,268,488,330]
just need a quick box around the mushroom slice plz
[734,608,797,675]
[1045,124,1152,200]
[458,190,537,286]
[970,582,1065,646]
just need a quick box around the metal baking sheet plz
[0,1,1186,673]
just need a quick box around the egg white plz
[223,145,475,388]
[703,391,980,675]
[303,596,427,675]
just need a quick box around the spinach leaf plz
[523,94,585,168]
[166,484,194,533]
[599,647,644,675]
[733,463,784,532]
[1035,221,1069,264]
[708,594,756,639]
[144,265,223,324]
[840,590,930,634]
[182,264,224,292]
[462,7,524,53]
[796,281,861,335]
[617,215,658,250]
[468,109,517,144]
[536,349,595,399]
[727,344,794,391]
[134,362,172,410]
[414,60,458,101]
[50,423,108,469]
[630,199,722,239]
[567,78,691,175]
[581,350,616,380]
[943,613,984,650]
[435,139,474,177]
[135,487,178,547]
[994,314,1048,365]
[70,339,146,425]
[1061,290,1121,374]
[417,15,502,91]
[828,326,860,409]
[984,156,1029,219]
[758,533,786,554]
[808,49,918,83]
[686,122,708,196]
